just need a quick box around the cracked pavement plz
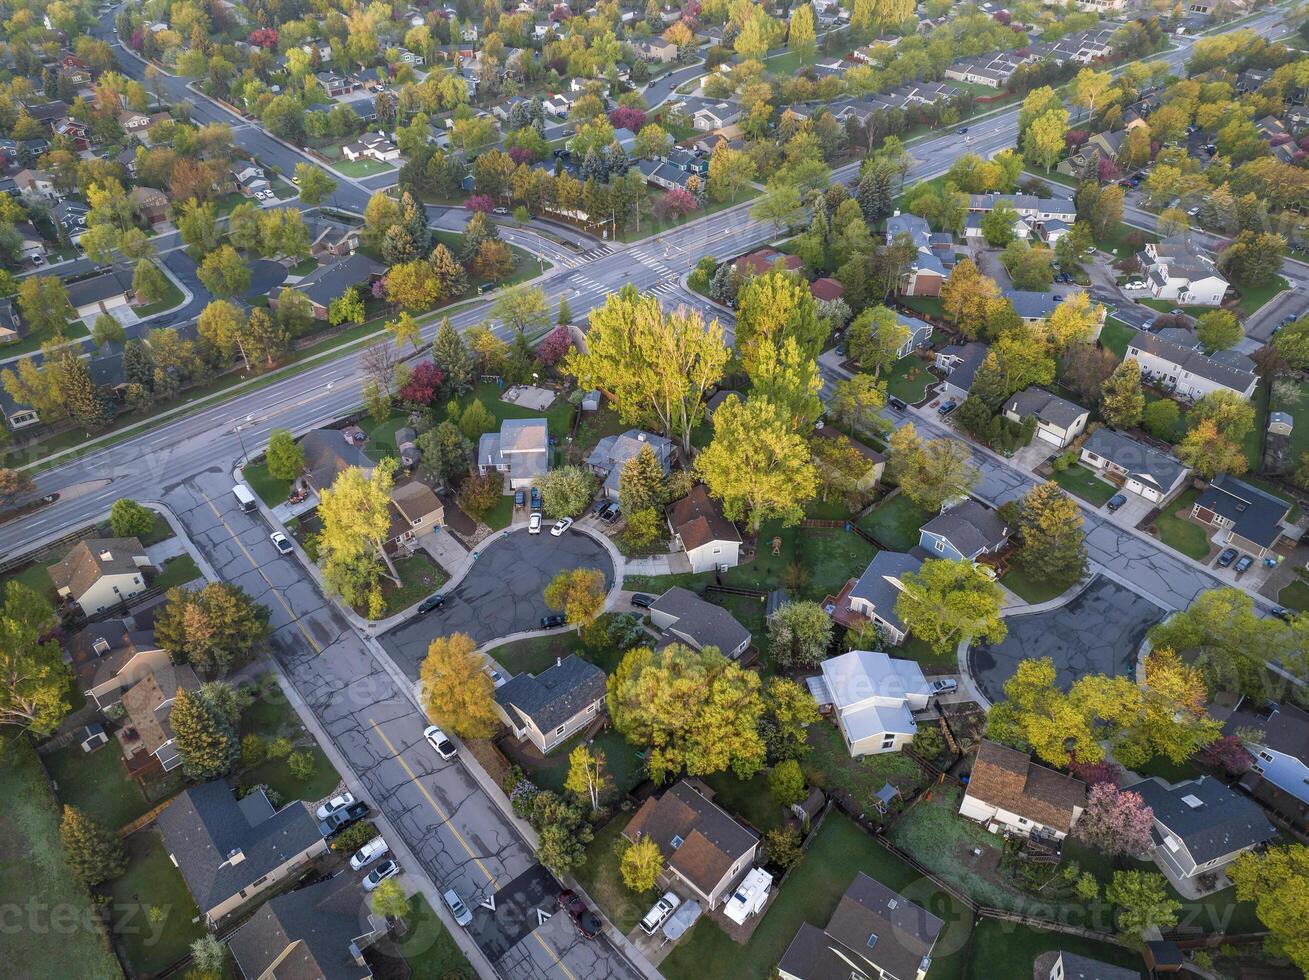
[381,528,617,677]
[162,467,641,980]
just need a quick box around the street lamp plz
[231,419,249,467]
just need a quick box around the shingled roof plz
[48,537,147,601]
[227,873,373,980]
[494,655,605,733]
[965,740,1087,834]
[666,484,740,552]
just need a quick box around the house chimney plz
[637,432,647,441]
[556,656,562,668]
[98,550,113,561]
[225,848,245,866]
[92,636,111,655]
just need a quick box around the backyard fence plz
[702,583,766,599]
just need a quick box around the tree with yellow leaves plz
[564,743,612,812]
[420,632,498,739]
[1013,481,1087,586]
[318,460,401,615]
[1045,291,1104,351]
[543,568,607,630]
[1178,418,1248,479]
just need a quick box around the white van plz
[233,484,257,513]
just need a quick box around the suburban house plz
[384,480,444,554]
[966,192,1077,224]
[1190,475,1291,559]
[14,220,44,263]
[885,211,951,297]
[342,131,400,163]
[735,247,802,278]
[1003,388,1090,449]
[477,417,549,490]
[52,200,89,242]
[935,342,989,403]
[1125,330,1258,401]
[1047,952,1140,980]
[1221,698,1309,830]
[777,873,944,980]
[1006,290,1061,324]
[14,167,58,203]
[918,499,1009,562]
[960,740,1088,840]
[117,108,151,133]
[810,650,933,757]
[888,311,935,360]
[688,100,742,131]
[1079,428,1189,504]
[232,163,271,197]
[66,268,133,325]
[811,427,885,491]
[300,427,373,493]
[825,551,923,645]
[1135,236,1230,307]
[0,297,20,345]
[65,620,170,708]
[227,872,380,980]
[632,37,678,62]
[944,50,1032,88]
[622,779,759,910]
[1132,776,1276,883]
[49,537,152,615]
[494,654,607,753]
[118,662,202,775]
[1058,129,1126,179]
[306,218,359,259]
[276,254,384,320]
[648,587,752,660]
[585,429,674,501]
[809,277,845,303]
[129,185,169,226]
[158,781,327,925]
[666,484,741,573]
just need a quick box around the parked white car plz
[315,792,356,821]
[424,725,457,760]
[550,517,573,536]
[271,531,294,554]
[362,859,400,891]
[444,888,473,926]
[349,836,389,870]
[528,512,542,534]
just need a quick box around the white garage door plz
[1036,428,1064,447]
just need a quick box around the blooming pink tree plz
[654,188,699,220]
[507,146,535,166]
[535,326,574,366]
[1075,783,1154,858]
[465,195,495,213]
[1198,734,1253,775]
[1097,155,1121,182]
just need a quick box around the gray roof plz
[1128,330,1254,393]
[1223,698,1309,763]
[585,429,674,476]
[848,552,922,635]
[301,428,372,491]
[1053,952,1140,980]
[920,500,1008,558]
[1006,387,1088,430]
[157,782,322,914]
[1195,475,1290,548]
[295,253,383,307]
[1082,428,1186,492]
[494,654,605,732]
[1133,776,1276,864]
[65,268,132,308]
[940,341,988,393]
[65,621,163,690]
[650,587,751,657]
[1005,289,1060,320]
[227,873,372,980]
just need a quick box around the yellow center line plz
[369,718,499,888]
[532,931,579,980]
[202,494,321,654]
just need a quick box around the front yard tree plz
[707,141,756,203]
[492,286,551,338]
[1220,230,1285,287]
[1075,783,1155,859]
[1045,292,1103,351]
[420,632,498,739]
[198,300,253,372]
[0,582,71,738]
[939,259,1001,331]
[154,583,270,676]
[1149,587,1275,692]
[363,191,403,249]
[432,317,476,393]
[0,468,33,508]
[177,199,220,259]
[1099,359,1145,429]
[620,835,664,892]
[971,326,1056,407]
[887,423,979,513]
[197,245,251,299]
[1115,648,1221,767]
[565,286,729,453]
[1014,482,1088,585]
[538,465,598,518]
[385,261,439,313]
[788,2,817,62]
[767,600,833,669]
[109,498,155,538]
[1274,317,1309,369]
[1196,310,1243,350]
[695,395,818,533]
[608,644,767,782]
[60,805,126,885]
[385,312,423,352]
[830,374,888,435]
[544,567,607,631]
[895,559,1006,655]
[416,422,472,484]
[618,444,666,515]
[171,687,239,780]
[1106,871,1180,940]
[293,164,336,206]
[1023,107,1070,173]
[735,271,824,376]
[847,306,911,377]
[318,462,404,613]
[564,743,611,813]
[1230,845,1309,974]
[265,429,305,481]
[371,879,410,921]
[131,260,167,308]
[1178,418,1247,479]
[981,200,1020,248]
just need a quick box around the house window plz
[933,540,945,552]
[1017,817,1028,824]
[1164,836,1180,852]
[881,737,895,750]
[555,725,565,736]
[586,702,596,714]
[1260,751,1274,763]
[411,518,422,526]
[670,835,684,849]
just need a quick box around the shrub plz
[768,759,806,806]
[288,750,317,781]
[765,826,803,871]
[239,734,266,769]
[266,737,294,759]
[330,820,378,855]
[109,499,155,538]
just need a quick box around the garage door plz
[1036,428,1063,447]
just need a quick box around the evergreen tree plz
[1015,481,1088,585]
[431,317,475,393]
[557,295,573,325]
[618,444,666,515]
[429,243,468,298]
[399,190,431,253]
[60,805,126,885]
[169,687,239,780]
[856,163,894,226]
[60,353,113,427]
[460,211,497,263]
[381,224,418,265]
[1100,358,1145,429]
[124,339,154,388]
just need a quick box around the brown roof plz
[809,277,845,302]
[66,620,164,690]
[734,249,803,277]
[129,185,167,208]
[623,780,757,898]
[121,663,200,756]
[391,480,442,524]
[965,740,1087,833]
[666,485,740,552]
[48,537,147,601]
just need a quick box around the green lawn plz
[1269,377,1309,462]
[701,770,783,833]
[241,460,291,507]
[1001,566,1072,604]
[1099,316,1136,360]
[797,527,879,600]
[455,381,574,440]
[134,275,185,318]
[1279,576,1309,612]
[335,156,395,177]
[139,510,176,546]
[1151,487,1212,561]
[621,571,715,593]
[107,829,206,975]
[661,812,975,980]
[1050,464,1118,506]
[1233,275,1289,316]
[859,493,932,551]
[885,357,939,405]
[0,557,58,602]
[898,296,945,320]
[289,256,318,276]
[237,744,339,803]
[392,895,477,977]
[1143,391,1188,442]
[0,319,90,358]
[1128,753,1201,784]
[0,743,121,979]
[962,918,1142,979]
[482,494,514,531]
[152,553,201,590]
[898,632,957,666]
[491,629,587,676]
[377,551,447,617]
[804,722,928,805]
[576,815,651,933]
[45,741,150,831]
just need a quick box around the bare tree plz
[360,343,400,396]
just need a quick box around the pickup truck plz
[318,801,369,839]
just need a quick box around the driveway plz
[967,575,1166,704]
[381,527,617,677]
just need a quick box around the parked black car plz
[540,613,567,629]
[1216,547,1238,568]
[630,593,656,609]
[318,801,369,839]
[417,594,446,614]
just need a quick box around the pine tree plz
[59,352,113,428]
[170,687,239,780]
[431,317,475,393]
[429,243,468,298]
[381,224,419,265]
[618,444,666,515]
[460,211,497,263]
[1015,481,1088,585]
[1100,359,1145,429]
[399,190,431,253]
[60,805,126,885]
[557,294,573,325]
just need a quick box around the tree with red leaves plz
[1097,155,1120,182]
[609,107,647,132]
[249,28,279,48]
[1069,758,1120,787]
[1076,783,1154,858]
[535,326,573,366]
[398,362,444,405]
[654,188,699,220]
[508,146,534,165]
[1198,734,1253,775]
[549,4,572,21]
[465,195,495,213]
